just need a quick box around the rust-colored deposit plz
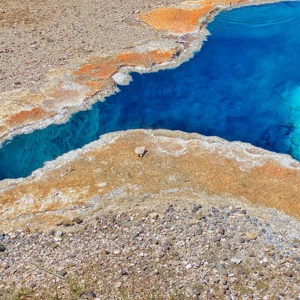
[0,48,176,142]
[6,108,49,127]
[0,0,284,145]
[74,50,175,78]
[140,6,214,34]
[139,0,272,34]
[73,49,176,96]
[0,130,299,232]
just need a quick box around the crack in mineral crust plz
[0,0,299,231]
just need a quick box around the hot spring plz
[0,1,299,179]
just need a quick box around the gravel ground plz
[0,0,182,93]
[1,196,299,299]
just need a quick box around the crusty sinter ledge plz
[0,129,299,232]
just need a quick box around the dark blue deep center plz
[1,2,300,179]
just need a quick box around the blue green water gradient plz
[0,1,299,179]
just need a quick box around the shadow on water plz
[0,1,300,179]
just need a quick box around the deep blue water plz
[1,2,300,179]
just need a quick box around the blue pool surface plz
[0,2,300,179]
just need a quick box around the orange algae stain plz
[253,161,299,180]
[73,63,100,75]
[48,87,80,100]
[6,107,48,127]
[116,49,175,66]
[250,162,300,218]
[90,61,119,79]
[73,63,107,77]
[139,0,252,34]
[72,49,175,96]
[139,6,213,34]
[188,0,246,5]
[74,50,175,78]
[73,59,118,96]
[84,79,111,96]
[73,60,119,79]
[0,126,8,135]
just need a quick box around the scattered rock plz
[132,232,140,239]
[58,270,67,277]
[218,227,225,235]
[163,241,171,251]
[246,232,257,240]
[63,220,73,227]
[73,217,83,224]
[239,237,245,243]
[195,212,206,220]
[149,212,159,220]
[192,204,202,213]
[192,288,201,296]
[231,257,242,264]
[55,230,63,237]
[0,201,298,298]
[213,236,221,242]
[0,244,5,252]
[152,269,159,275]
[283,272,293,277]
[134,146,147,157]
[50,243,59,249]
[89,290,97,298]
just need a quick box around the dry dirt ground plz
[0,0,182,93]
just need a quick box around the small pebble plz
[135,146,147,157]
[73,217,83,224]
[58,270,67,277]
[283,272,293,277]
[152,269,159,275]
[89,290,97,298]
[246,233,257,240]
[231,258,242,264]
[121,269,128,276]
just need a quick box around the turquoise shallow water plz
[0,2,300,179]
